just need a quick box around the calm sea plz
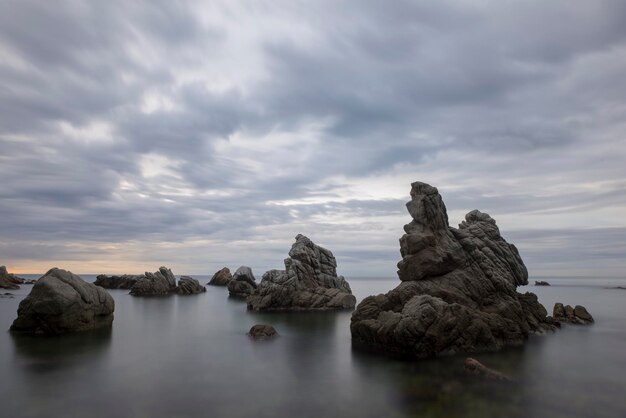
[1,276,625,418]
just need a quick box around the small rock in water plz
[464,358,511,381]
[553,303,594,325]
[535,280,550,286]
[208,267,232,286]
[227,266,257,298]
[248,324,278,339]
[176,276,206,294]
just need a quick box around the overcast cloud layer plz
[1,0,625,277]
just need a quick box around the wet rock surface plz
[553,303,594,324]
[227,266,257,298]
[247,234,356,311]
[10,268,114,335]
[176,276,206,294]
[248,324,278,339]
[351,181,557,358]
[129,267,177,296]
[208,267,232,286]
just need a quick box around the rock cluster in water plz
[0,266,25,290]
[208,267,232,286]
[247,234,356,311]
[553,303,594,324]
[351,182,557,358]
[95,274,142,289]
[227,266,258,298]
[10,268,114,335]
[129,266,177,296]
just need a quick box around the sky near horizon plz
[1,1,625,277]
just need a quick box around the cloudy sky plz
[1,1,625,278]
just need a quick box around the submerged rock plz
[95,274,141,289]
[247,234,356,311]
[208,267,232,286]
[176,276,206,294]
[10,268,114,335]
[553,303,594,325]
[535,281,550,286]
[464,358,511,381]
[130,266,177,296]
[0,266,22,290]
[248,324,278,339]
[227,266,258,298]
[351,182,557,359]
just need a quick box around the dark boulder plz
[95,274,141,289]
[553,303,594,324]
[227,266,257,298]
[10,268,114,335]
[247,234,356,311]
[176,276,206,294]
[129,266,177,296]
[208,267,232,286]
[248,324,278,339]
[351,182,557,359]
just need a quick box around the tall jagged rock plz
[10,268,114,335]
[247,234,356,311]
[350,182,557,358]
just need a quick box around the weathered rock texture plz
[10,268,114,334]
[208,267,232,286]
[247,235,356,311]
[351,182,557,358]
[95,274,141,289]
[0,266,23,290]
[176,276,206,294]
[553,303,594,325]
[227,266,258,298]
[248,324,278,339]
[129,267,177,296]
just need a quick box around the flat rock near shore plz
[351,181,557,358]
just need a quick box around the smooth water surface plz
[1,276,625,418]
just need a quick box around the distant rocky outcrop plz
[0,266,23,290]
[535,281,550,286]
[10,268,114,334]
[95,274,141,289]
[129,266,177,296]
[176,276,206,294]
[351,182,558,359]
[227,266,258,298]
[553,303,594,325]
[248,324,278,339]
[208,267,232,286]
[247,235,356,311]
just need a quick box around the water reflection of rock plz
[349,345,534,418]
[11,328,112,374]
